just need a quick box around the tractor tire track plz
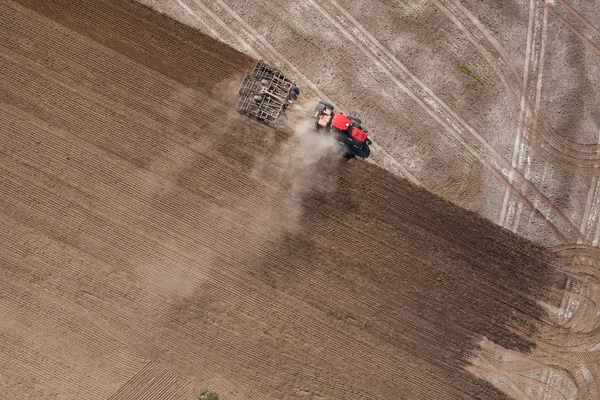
[442,0,600,175]
[554,0,600,38]
[309,0,585,243]
[438,0,600,246]
[437,0,600,247]
[507,1,549,234]
[499,0,541,229]
[535,0,600,57]
[580,176,600,244]
[470,338,591,400]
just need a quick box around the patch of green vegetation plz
[302,36,315,45]
[197,391,219,400]
[458,63,484,85]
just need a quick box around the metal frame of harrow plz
[237,61,294,124]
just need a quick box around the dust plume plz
[248,118,340,237]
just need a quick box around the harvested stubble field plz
[0,0,588,399]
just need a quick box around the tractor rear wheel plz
[348,115,362,126]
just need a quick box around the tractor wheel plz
[314,103,325,112]
[348,115,362,126]
[316,101,334,111]
[321,102,334,111]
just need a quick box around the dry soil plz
[0,0,587,399]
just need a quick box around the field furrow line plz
[0,173,286,306]
[165,316,431,396]
[0,280,145,383]
[0,41,237,144]
[0,64,318,226]
[97,0,249,64]
[364,176,561,280]
[0,37,366,208]
[1,142,380,330]
[0,152,306,285]
[108,361,156,400]
[0,141,332,306]
[17,0,249,83]
[0,206,302,354]
[0,10,246,95]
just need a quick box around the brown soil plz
[0,0,567,399]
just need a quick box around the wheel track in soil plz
[580,175,600,245]
[444,0,600,157]
[496,0,546,231]
[440,0,600,168]
[504,0,548,235]
[308,0,586,244]
[181,0,422,186]
[535,0,600,57]
[471,340,585,400]
[554,0,600,38]
[434,0,544,236]
[436,0,600,246]
[437,1,600,254]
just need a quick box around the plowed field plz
[0,0,570,399]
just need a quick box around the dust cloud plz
[248,118,340,238]
[136,118,341,300]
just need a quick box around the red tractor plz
[313,102,372,159]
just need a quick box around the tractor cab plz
[313,102,372,159]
